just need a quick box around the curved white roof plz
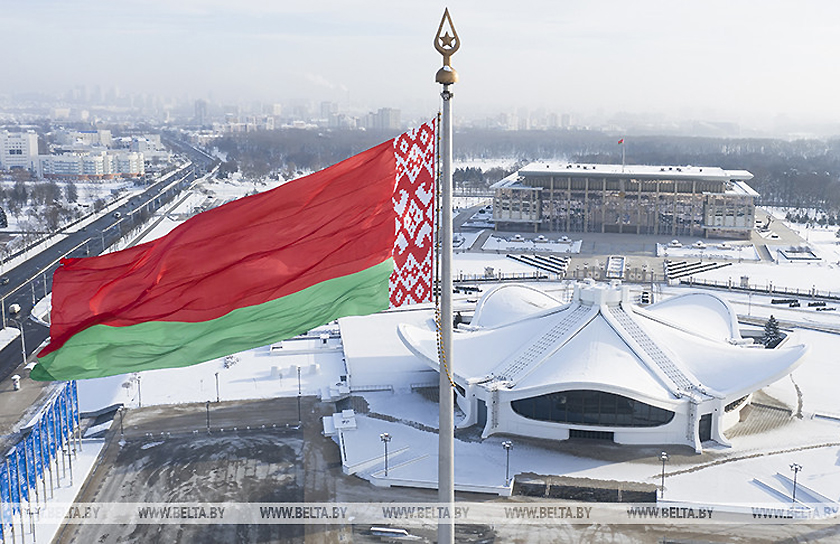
[399,282,808,406]
[471,283,564,329]
[641,291,741,343]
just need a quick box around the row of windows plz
[526,176,730,194]
[511,390,675,428]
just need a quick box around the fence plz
[680,278,840,302]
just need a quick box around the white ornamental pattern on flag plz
[390,118,437,308]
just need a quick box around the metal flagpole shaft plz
[435,9,459,544]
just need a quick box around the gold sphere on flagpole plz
[435,8,459,85]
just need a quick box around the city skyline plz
[4,1,840,133]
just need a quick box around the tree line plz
[213,128,840,213]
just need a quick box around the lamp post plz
[790,463,802,506]
[8,314,26,369]
[215,372,220,403]
[297,365,302,427]
[659,451,669,499]
[119,407,125,441]
[206,400,211,433]
[502,441,513,487]
[380,432,392,477]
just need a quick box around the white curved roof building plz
[397,281,808,452]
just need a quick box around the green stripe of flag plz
[32,259,394,381]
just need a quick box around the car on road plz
[113,211,122,218]
[0,277,8,286]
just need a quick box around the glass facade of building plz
[511,389,675,428]
[493,169,756,239]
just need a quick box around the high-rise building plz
[320,101,338,119]
[194,100,208,126]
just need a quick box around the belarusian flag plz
[33,119,437,381]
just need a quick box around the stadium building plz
[386,281,807,453]
[492,162,758,239]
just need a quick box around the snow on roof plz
[640,291,741,343]
[517,162,754,182]
[340,307,439,388]
[512,315,676,406]
[397,281,807,405]
[638,318,808,399]
[471,284,564,328]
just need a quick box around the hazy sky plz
[4,1,840,125]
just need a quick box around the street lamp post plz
[790,463,802,506]
[297,366,302,427]
[206,400,211,433]
[660,451,669,499]
[215,372,220,403]
[8,315,26,369]
[380,433,392,477]
[502,441,513,487]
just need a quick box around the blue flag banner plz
[7,454,19,513]
[15,447,27,504]
[63,390,72,436]
[58,394,68,444]
[33,423,43,479]
[71,380,80,424]
[24,433,36,489]
[0,460,11,527]
[46,404,56,458]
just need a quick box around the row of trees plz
[213,128,840,217]
[0,179,86,233]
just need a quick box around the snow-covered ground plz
[453,158,519,171]
[70,276,840,510]
[656,242,760,261]
[482,234,582,254]
[28,175,840,512]
[452,253,549,280]
[684,223,840,295]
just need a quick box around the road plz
[0,152,214,383]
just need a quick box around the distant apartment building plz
[222,115,275,133]
[39,151,145,180]
[54,129,112,148]
[0,130,39,171]
[362,108,401,131]
[492,162,758,239]
[129,135,169,162]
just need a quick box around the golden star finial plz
[434,8,460,85]
[439,32,455,48]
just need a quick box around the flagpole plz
[435,8,458,544]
